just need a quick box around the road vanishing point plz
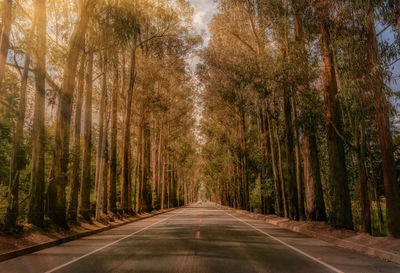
[1,203,399,273]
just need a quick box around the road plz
[1,203,399,273]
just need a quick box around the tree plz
[0,0,13,93]
[314,1,353,229]
[28,0,47,227]
[80,51,93,221]
[68,51,86,221]
[48,0,96,227]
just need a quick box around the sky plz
[187,0,217,71]
[189,0,217,46]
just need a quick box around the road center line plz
[45,209,184,273]
[223,210,344,273]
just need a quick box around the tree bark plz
[95,54,107,220]
[121,43,136,213]
[283,90,299,220]
[101,114,109,215]
[267,112,283,216]
[79,51,93,221]
[366,10,400,237]
[143,116,152,211]
[291,97,305,220]
[28,0,46,227]
[0,0,12,93]
[67,52,86,221]
[292,8,326,222]
[161,153,166,209]
[274,115,288,218]
[358,119,371,234]
[302,127,326,221]
[316,3,353,229]
[108,62,118,214]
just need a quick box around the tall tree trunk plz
[143,116,152,211]
[274,115,288,218]
[283,90,299,220]
[95,54,107,220]
[0,0,12,93]
[293,8,326,222]
[49,0,95,228]
[366,10,400,237]
[358,119,371,234]
[316,3,353,229]
[121,43,136,213]
[101,114,109,215]
[291,98,305,220]
[68,52,86,221]
[267,112,283,216]
[28,0,46,227]
[239,111,249,210]
[80,51,93,221]
[108,62,118,214]
[4,32,32,230]
[156,126,163,208]
[161,153,165,209]
[302,127,326,221]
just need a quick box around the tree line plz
[200,0,400,237]
[0,0,200,232]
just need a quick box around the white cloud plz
[189,0,217,47]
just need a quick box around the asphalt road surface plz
[1,203,400,273]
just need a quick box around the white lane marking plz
[45,209,184,273]
[224,211,344,273]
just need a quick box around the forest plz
[200,0,400,238]
[0,0,201,232]
[0,0,400,241]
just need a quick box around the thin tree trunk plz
[316,3,353,229]
[358,119,371,234]
[267,112,283,216]
[108,62,118,214]
[95,54,108,220]
[161,153,165,209]
[80,51,94,221]
[283,90,299,220]
[156,126,162,208]
[366,10,400,237]
[291,97,305,220]
[143,117,152,211]
[0,0,12,93]
[28,0,46,227]
[68,52,86,221]
[274,118,288,218]
[121,43,136,213]
[102,114,109,215]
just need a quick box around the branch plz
[6,62,61,94]
[326,117,358,151]
[227,31,257,54]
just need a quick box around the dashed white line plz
[45,209,184,273]
[223,210,344,273]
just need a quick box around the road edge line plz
[44,208,185,273]
[0,208,179,263]
[223,209,344,273]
